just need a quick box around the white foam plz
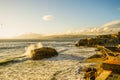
[24,42,43,57]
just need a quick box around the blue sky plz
[0,0,120,37]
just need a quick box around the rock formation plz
[30,47,58,60]
[103,60,120,73]
[76,32,120,47]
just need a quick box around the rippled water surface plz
[0,39,96,80]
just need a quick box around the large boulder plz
[30,47,58,60]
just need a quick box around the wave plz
[24,42,43,57]
[57,48,68,53]
[0,46,24,49]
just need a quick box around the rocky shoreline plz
[76,32,120,47]
[1,32,120,80]
[76,32,120,80]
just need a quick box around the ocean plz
[0,39,97,80]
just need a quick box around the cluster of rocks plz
[84,67,97,80]
[76,32,120,47]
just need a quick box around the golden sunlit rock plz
[30,47,58,60]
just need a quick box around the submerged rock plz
[30,47,58,60]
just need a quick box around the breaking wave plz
[24,42,43,57]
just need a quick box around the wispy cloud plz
[101,20,120,32]
[60,20,120,35]
[87,20,120,34]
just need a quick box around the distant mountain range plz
[13,33,44,39]
[12,33,95,39]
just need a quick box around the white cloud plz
[100,20,120,33]
[62,20,120,35]
[44,20,120,35]
[43,15,54,21]
[102,20,120,28]
[80,20,120,34]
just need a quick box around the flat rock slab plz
[96,70,112,80]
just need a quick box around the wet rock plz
[76,32,120,47]
[30,47,58,60]
[88,54,102,59]
[103,60,120,73]
[84,67,97,80]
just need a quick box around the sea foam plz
[24,42,43,57]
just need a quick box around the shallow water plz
[0,39,97,80]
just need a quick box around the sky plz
[0,0,120,37]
